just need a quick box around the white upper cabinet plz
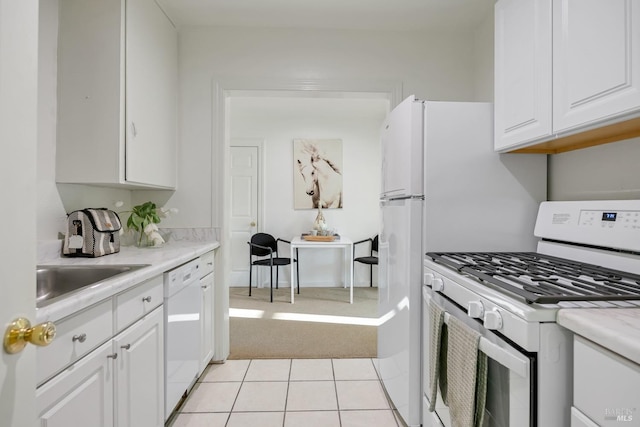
[553,0,640,132]
[494,0,552,151]
[494,0,640,153]
[56,0,177,189]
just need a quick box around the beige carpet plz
[229,286,378,359]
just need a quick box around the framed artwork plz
[293,139,343,209]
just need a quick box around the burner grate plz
[426,252,640,304]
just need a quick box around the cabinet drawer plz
[198,251,215,278]
[115,275,163,332]
[37,299,113,386]
[574,335,640,425]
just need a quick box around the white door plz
[494,0,552,151]
[553,0,640,132]
[125,0,178,188]
[0,1,39,425]
[115,307,164,427]
[229,141,262,287]
[36,342,114,427]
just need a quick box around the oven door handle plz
[442,312,529,379]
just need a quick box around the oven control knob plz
[483,310,503,330]
[467,301,484,318]
[432,278,444,292]
[424,273,434,286]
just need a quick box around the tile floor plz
[166,358,406,427]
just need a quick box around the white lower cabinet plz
[572,407,600,427]
[198,251,215,375]
[37,341,114,427]
[199,272,214,375]
[114,306,164,427]
[572,335,640,427]
[36,276,164,427]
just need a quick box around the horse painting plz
[311,156,342,208]
[294,139,343,209]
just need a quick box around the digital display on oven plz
[602,212,617,221]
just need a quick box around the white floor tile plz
[336,380,391,410]
[167,413,229,427]
[233,381,289,412]
[226,411,284,427]
[333,358,378,380]
[290,359,334,381]
[245,359,291,381]
[200,360,250,382]
[340,410,399,427]
[286,381,338,411]
[284,411,341,427]
[168,358,402,425]
[180,382,241,413]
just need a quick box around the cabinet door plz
[125,0,177,188]
[553,0,640,132]
[37,341,114,427]
[114,306,164,427]
[199,273,215,375]
[494,0,553,151]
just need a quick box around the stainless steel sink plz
[36,264,149,308]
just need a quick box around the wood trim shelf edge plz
[508,116,640,154]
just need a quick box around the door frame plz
[211,78,401,359]
[212,77,402,282]
[230,139,265,287]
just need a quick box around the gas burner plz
[426,252,640,304]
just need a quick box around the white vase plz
[313,205,326,231]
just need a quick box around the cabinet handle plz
[130,122,137,137]
[72,333,87,343]
[121,344,131,350]
[142,296,152,303]
[107,353,118,359]
[201,285,209,289]
[207,262,213,266]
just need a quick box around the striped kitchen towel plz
[427,299,445,412]
[446,315,486,427]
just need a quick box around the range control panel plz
[534,200,640,253]
[579,210,640,230]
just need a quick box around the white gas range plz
[422,200,640,427]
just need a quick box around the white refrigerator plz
[377,96,547,426]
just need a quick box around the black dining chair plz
[248,233,299,302]
[353,235,379,287]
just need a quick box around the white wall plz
[549,137,640,201]
[231,95,388,286]
[171,25,491,230]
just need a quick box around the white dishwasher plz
[164,259,200,420]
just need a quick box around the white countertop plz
[557,308,640,365]
[37,240,219,323]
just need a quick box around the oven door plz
[422,287,534,427]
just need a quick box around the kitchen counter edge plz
[36,241,220,323]
[557,308,640,365]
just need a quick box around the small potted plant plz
[120,201,177,247]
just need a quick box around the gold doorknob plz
[4,318,56,354]
[250,221,256,227]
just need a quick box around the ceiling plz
[158,0,495,32]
